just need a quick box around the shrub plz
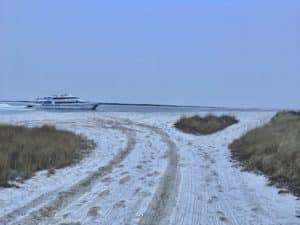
[175,114,238,135]
[229,111,300,195]
[0,124,95,186]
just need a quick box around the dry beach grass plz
[175,114,238,135]
[0,124,95,187]
[230,111,300,195]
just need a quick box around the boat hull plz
[27,103,98,110]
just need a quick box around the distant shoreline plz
[0,100,276,112]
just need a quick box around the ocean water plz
[0,103,266,114]
[95,104,234,112]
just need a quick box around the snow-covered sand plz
[0,111,299,225]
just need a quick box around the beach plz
[0,110,299,225]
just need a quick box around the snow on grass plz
[0,112,127,218]
[0,111,299,225]
[107,112,299,224]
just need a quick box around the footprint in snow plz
[251,207,261,213]
[210,158,216,164]
[80,199,88,204]
[99,190,110,198]
[296,208,300,218]
[146,171,159,177]
[216,211,229,223]
[101,176,113,184]
[216,184,223,192]
[120,171,129,176]
[59,222,81,225]
[87,206,100,217]
[119,175,131,185]
[114,200,126,209]
[211,170,218,177]
[142,191,152,197]
[161,154,168,159]
[136,165,143,170]
[207,195,218,204]
[133,187,141,196]
[62,213,70,219]
[148,180,155,187]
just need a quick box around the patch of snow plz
[0,111,299,225]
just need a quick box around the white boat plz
[27,94,99,110]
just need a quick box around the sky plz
[1,1,300,108]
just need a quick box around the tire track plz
[135,123,180,225]
[85,118,180,225]
[52,118,179,225]
[5,119,136,225]
[105,117,181,225]
[2,117,180,225]
[171,144,209,225]
[0,189,59,225]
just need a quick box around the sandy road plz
[0,119,136,225]
[0,115,180,225]
[0,112,299,225]
[108,113,300,225]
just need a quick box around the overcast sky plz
[1,1,299,108]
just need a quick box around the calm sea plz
[0,103,268,114]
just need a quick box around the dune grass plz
[229,111,300,195]
[175,114,238,135]
[0,124,95,187]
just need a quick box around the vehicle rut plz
[4,119,136,225]
[102,117,181,225]
[134,123,180,225]
[2,117,180,225]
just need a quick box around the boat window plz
[54,101,81,104]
